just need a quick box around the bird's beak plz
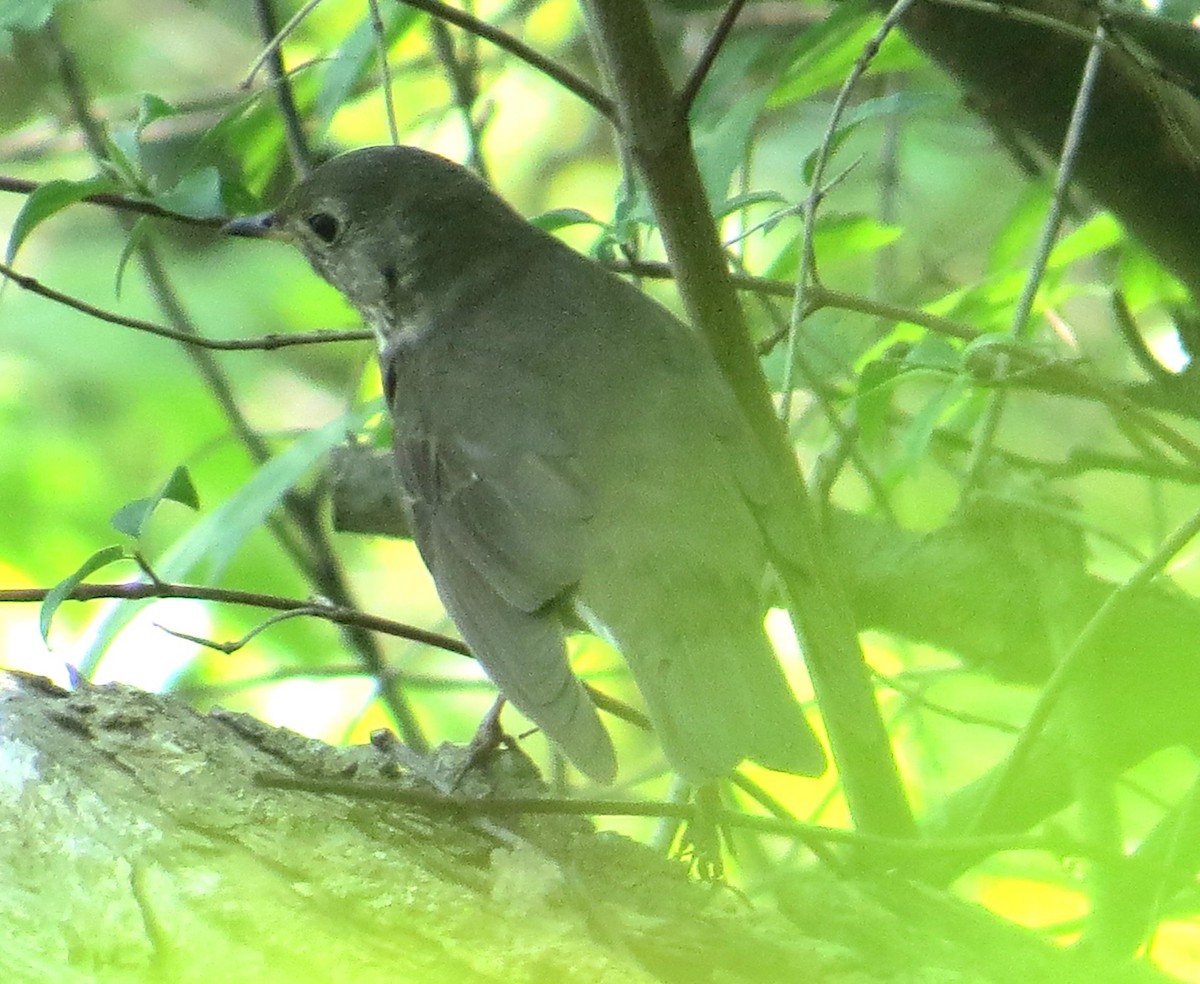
[222,211,286,239]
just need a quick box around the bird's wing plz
[560,278,827,782]
[384,339,616,782]
[572,387,826,782]
[421,510,616,782]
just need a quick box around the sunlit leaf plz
[768,214,902,274]
[768,0,922,107]
[1118,240,1190,312]
[1047,213,1123,269]
[313,7,421,141]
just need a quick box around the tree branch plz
[581,0,915,841]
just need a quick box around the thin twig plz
[369,0,402,146]
[428,15,490,180]
[243,0,327,87]
[677,0,748,116]
[255,771,1110,861]
[782,0,923,420]
[2,580,467,655]
[4,576,659,736]
[254,0,313,175]
[926,0,1118,52]
[963,21,1107,489]
[0,259,371,349]
[0,174,225,225]
[394,0,614,120]
[613,259,984,341]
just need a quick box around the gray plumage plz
[262,146,826,783]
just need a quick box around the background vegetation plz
[3,0,1200,977]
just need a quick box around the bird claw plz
[448,695,512,791]
[674,783,730,881]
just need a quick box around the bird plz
[226,145,826,785]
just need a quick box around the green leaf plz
[6,176,115,263]
[110,500,152,539]
[531,208,602,232]
[962,333,1026,374]
[313,7,421,141]
[842,90,936,129]
[136,93,177,133]
[692,83,773,207]
[813,214,905,266]
[714,190,788,222]
[856,358,901,450]
[1047,213,1123,270]
[182,407,378,582]
[1118,239,1190,312]
[803,92,940,186]
[992,188,1124,276]
[110,466,200,538]
[154,166,224,219]
[989,183,1051,275]
[105,125,143,185]
[905,336,964,373]
[768,0,922,108]
[801,122,861,185]
[898,376,972,470]
[113,215,152,296]
[767,214,901,281]
[161,467,201,509]
[40,545,128,642]
[77,403,377,677]
[688,30,784,207]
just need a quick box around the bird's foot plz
[449,695,515,791]
[674,783,728,881]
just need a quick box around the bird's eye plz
[304,212,340,244]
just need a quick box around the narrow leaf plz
[40,545,128,642]
[6,176,115,263]
[531,208,601,232]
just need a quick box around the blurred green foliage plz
[3,1,1200,977]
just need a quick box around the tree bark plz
[0,669,1174,983]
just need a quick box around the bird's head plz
[225,146,527,343]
